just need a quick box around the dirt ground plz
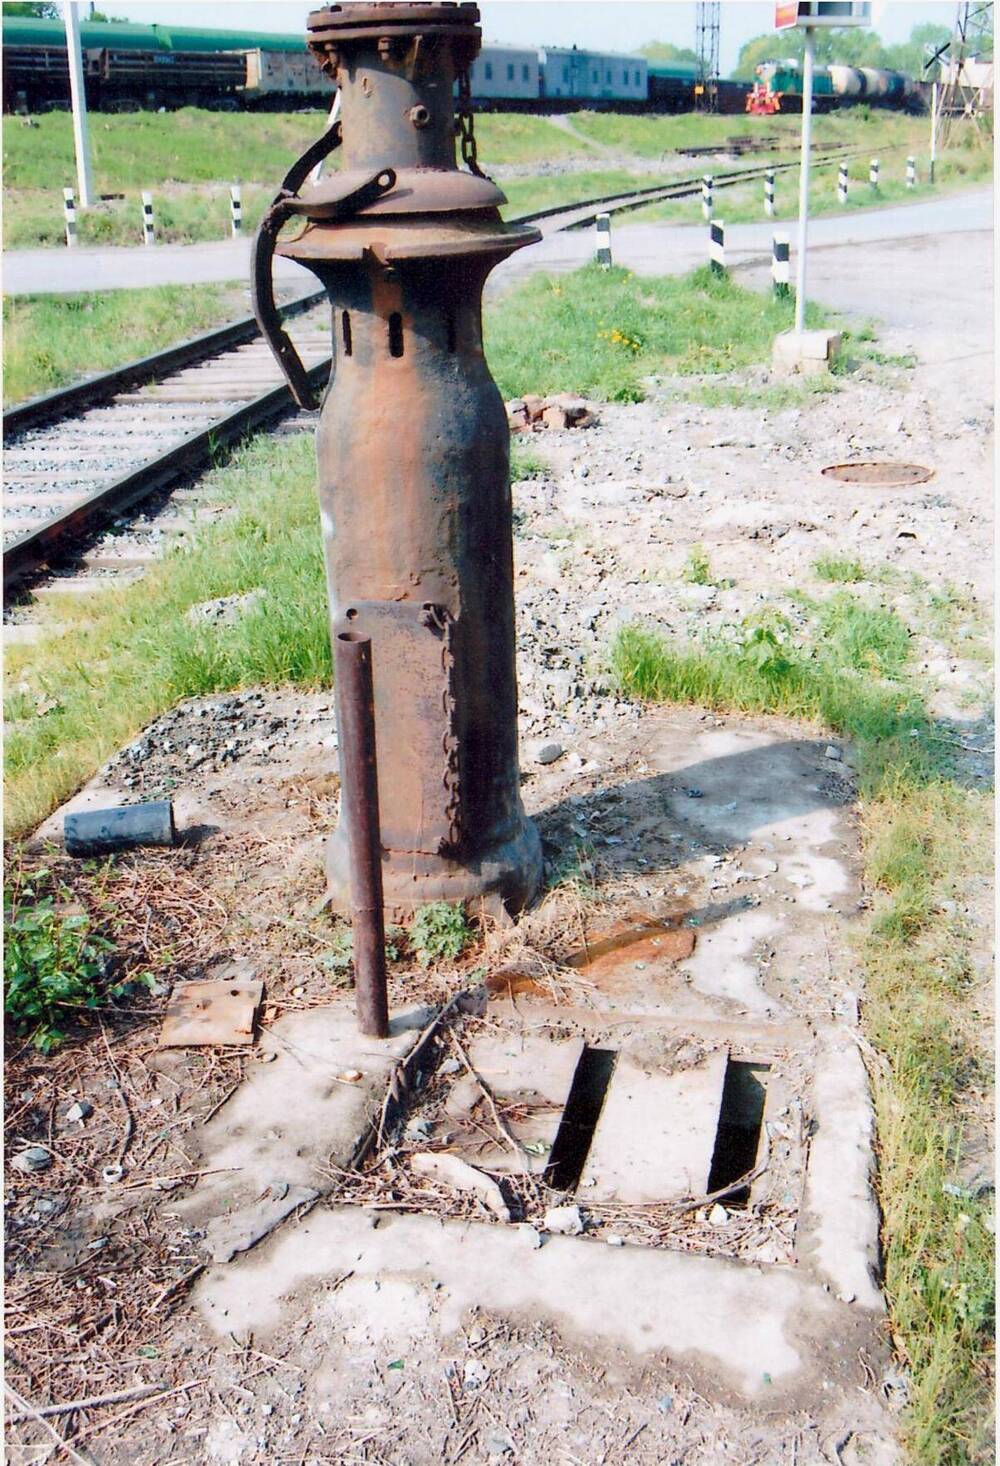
[5,226,993,1463]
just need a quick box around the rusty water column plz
[252,2,542,917]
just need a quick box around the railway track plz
[2,144,893,608]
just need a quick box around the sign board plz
[775,1,871,26]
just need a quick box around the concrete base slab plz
[579,1047,727,1202]
[448,1033,585,1174]
[772,329,843,377]
[194,1204,877,1403]
[166,1004,430,1231]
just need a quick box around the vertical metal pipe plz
[930,82,938,183]
[63,1,93,209]
[334,632,389,1039]
[794,25,814,336]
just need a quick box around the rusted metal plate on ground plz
[820,461,933,488]
[158,978,263,1048]
[566,912,696,980]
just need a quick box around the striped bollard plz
[764,167,775,218]
[906,156,916,189]
[701,173,713,221]
[837,162,848,205]
[595,211,612,268]
[230,183,242,235]
[63,186,77,248]
[141,190,155,246]
[869,157,879,191]
[772,232,790,300]
[709,219,725,277]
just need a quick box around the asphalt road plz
[1,187,991,299]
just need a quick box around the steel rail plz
[2,143,909,597]
[518,143,908,230]
[3,359,330,596]
[2,288,326,441]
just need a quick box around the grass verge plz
[486,260,828,401]
[2,283,247,405]
[611,608,994,1466]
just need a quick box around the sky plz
[100,1,957,72]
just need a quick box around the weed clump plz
[408,902,472,967]
[3,869,141,1052]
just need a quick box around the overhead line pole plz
[64,1,93,209]
[794,23,815,335]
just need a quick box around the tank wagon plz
[755,59,926,113]
[2,14,925,116]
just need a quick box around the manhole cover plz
[820,460,933,488]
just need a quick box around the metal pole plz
[794,24,814,336]
[63,1,93,209]
[930,81,938,183]
[334,632,389,1039]
[595,211,612,267]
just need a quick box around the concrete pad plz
[579,1047,728,1202]
[194,1204,866,1402]
[168,1004,430,1232]
[447,1033,585,1174]
[772,329,842,377]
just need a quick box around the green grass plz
[686,375,841,410]
[611,606,994,1465]
[2,283,247,405]
[485,260,826,402]
[815,554,868,583]
[4,432,329,833]
[4,259,807,831]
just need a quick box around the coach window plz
[507,62,514,80]
[522,63,529,80]
[485,61,493,79]
[563,65,569,83]
[634,69,640,86]
[592,68,597,81]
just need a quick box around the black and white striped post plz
[595,211,612,268]
[709,219,725,277]
[837,161,848,205]
[764,167,775,218]
[869,157,879,191]
[906,155,916,189]
[701,173,713,221]
[772,231,790,299]
[62,186,77,247]
[141,190,155,246]
[230,183,242,235]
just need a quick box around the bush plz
[4,873,116,1052]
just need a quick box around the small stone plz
[605,1233,625,1247]
[65,1101,92,1124]
[656,1395,674,1414]
[543,1204,584,1236]
[462,1358,489,1390]
[837,1290,856,1304]
[102,1164,124,1184]
[535,742,564,766]
[337,1069,363,1083]
[515,1223,543,1248]
[707,1203,729,1227]
[438,1057,461,1076]
[685,787,704,799]
[541,405,569,431]
[12,1147,52,1174]
[824,744,842,761]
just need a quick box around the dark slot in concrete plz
[706,1060,770,1205]
[545,1046,617,1192]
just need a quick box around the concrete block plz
[446,1033,585,1174]
[772,330,842,377]
[579,1047,728,1202]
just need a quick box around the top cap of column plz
[308,3,480,47]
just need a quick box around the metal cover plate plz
[158,979,263,1048]
[820,460,933,487]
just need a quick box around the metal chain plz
[456,68,485,178]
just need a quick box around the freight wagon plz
[754,59,925,112]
